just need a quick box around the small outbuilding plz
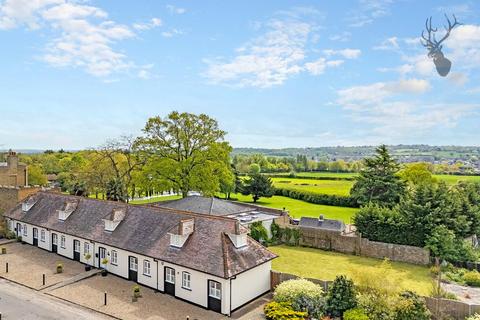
[298,215,346,233]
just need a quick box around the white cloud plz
[304,58,344,75]
[334,78,478,138]
[166,4,186,15]
[204,18,313,88]
[204,12,353,88]
[133,17,162,31]
[348,0,393,28]
[329,31,351,42]
[0,0,159,78]
[323,48,361,59]
[161,28,184,38]
[0,0,62,30]
[373,37,399,50]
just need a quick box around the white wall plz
[231,261,271,310]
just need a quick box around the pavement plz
[0,278,113,319]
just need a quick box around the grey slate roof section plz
[5,192,276,278]
[299,217,346,232]
[158,195,282,216]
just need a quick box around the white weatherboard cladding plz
[6,219,271,316]
[231,261,271,310]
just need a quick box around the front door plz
[128,256,138,282]
[73,240,80,261]
[98,247,106,268]
[16,223,21,238]
[164,267,175,296]
[32,228,38,246]
[51,233,58,253]
[208,280,222,313]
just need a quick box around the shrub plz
[249,221,269,242]
[358,293,395,320]
[56,263,63,274]
[274,279,325,318]
[429,280,457,300]
[274,188,358,208]
[393,291,431,320]
[264,301,307,320]
[325,275,357,317]
[467,314,480,320]
[84,253,91,260]
[464,270,480,287]
[1,247,6,254]
[101,258,109,265]
[271,222,282,243]
[344,308,369,320]
[17,235,22,242]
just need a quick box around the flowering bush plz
[264,301,307,320]
[274,279,325,318]
[343,308,369,320]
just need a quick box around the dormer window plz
[227,221,248,248]
[169,218,195,248]
[103,207,126,232]
[57,200,78,221]
[22,197,37,212]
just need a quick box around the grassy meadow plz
[271,177,353,196]
[223,193,358,223]
[269,245,433,295]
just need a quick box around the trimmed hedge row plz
[274,188,358,208]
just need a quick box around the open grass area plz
[269,245,433,296]
[434,174,480,184]
[271,177,353,196]
[293,172,358,179]
[224,193,358,223]
[130,195,181,204]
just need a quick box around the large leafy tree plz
[241,174,274,202]
[350,145,406,207]
[136,111,232,198]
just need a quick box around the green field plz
[130,195,181,204]
[271,177,353,196]
[269,245,433,295]
[224,193,358,223]
[271,173,480,196]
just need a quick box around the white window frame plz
[143,260,151,276]
[111,250,118,265]
[209,281,221,299]
[40,230,45,242]
[60,235,66,248]
[182,272,191,290]
[165,267,175,284]
[23,224,27,236]
[74,240,80,252]
[84,242,90,255]
[129,256,138,271]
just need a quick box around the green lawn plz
[434,174,480,184]
[271,177,353,196]
[224,193,358,224]
[293,172,358,179]
[130,195,181,204]
[269,245,433,295]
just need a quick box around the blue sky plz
[0,0,479,149]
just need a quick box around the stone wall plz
[298,226,430,265]
[271,271,480,320]
[0,152,27,187]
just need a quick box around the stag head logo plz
[421,14,461,77]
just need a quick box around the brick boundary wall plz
[271,271,480,320]
[297,226,430,265]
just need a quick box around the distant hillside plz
[233,145,480,163]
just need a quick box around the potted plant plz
[84,253,92,271]
[17,235,24,244]
[1,247,6,254]
[132,285,141,302]
[101,258,108,276]
[56,263,63,274]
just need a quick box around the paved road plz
[0,279,113,320]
